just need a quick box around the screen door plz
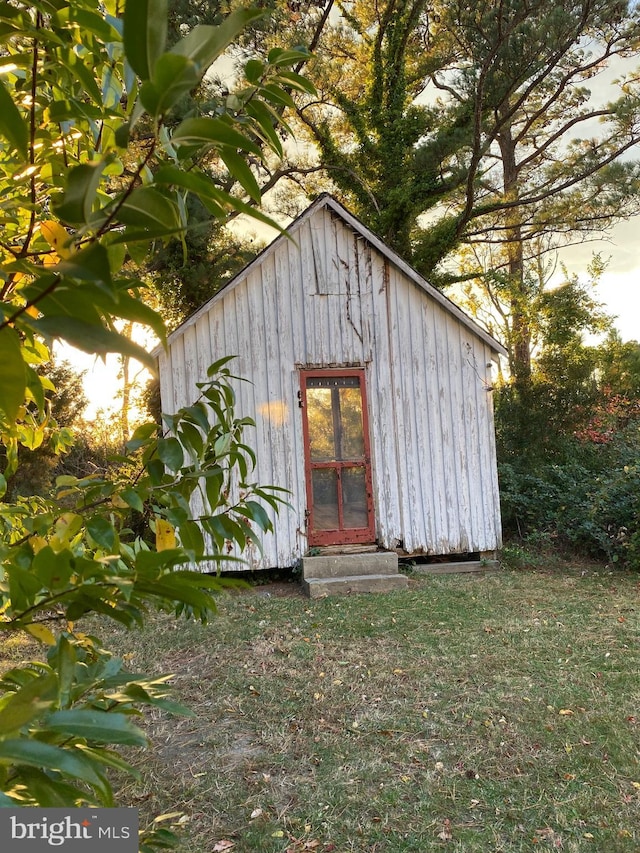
[300,369,375,546]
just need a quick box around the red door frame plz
[300,368,376,546]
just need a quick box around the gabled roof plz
[160,193,507,357]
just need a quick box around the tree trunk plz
[497,117,531,385]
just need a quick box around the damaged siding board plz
[433,301,458,551]
[274,242,307,562]
[336,216,360,361]
[447,315,472,552]
[182,325,198,411]
[195,312,212,384]
[368,256,401,549]
[262,251,291,565]
[386,263,414,547]
[461,334,484,546]
[301,219,324,364]
[169,335,186,411]
[477,347,502,549]
[357,235,375,361]
[405,282,433,552]
[421,295,446,553]
[287,225,307,364]
[158,349,173,421]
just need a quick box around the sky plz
[561,217,639,342]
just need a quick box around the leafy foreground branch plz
[0,361,285,848]
[0,0,309,846]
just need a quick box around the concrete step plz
[302,552,399,580]
[302,572,409,598]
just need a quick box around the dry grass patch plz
[85,568,639,851]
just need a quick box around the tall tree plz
[268,0,640,378]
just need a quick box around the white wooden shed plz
[157,194,506,572]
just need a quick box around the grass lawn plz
[54,567,640,850]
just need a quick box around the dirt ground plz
[248,580,305,598]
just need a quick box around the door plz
[300,369,375,546]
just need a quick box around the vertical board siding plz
[376,256,502,555]
[169,336,186,411]
[367,256,401,548]
[159,202,502,569]
[158,350,173,419]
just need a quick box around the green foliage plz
[0,0,310,837]
[494,261,640,570]
[2,360,86,500]
[147,196,261,331]
[0,0,315,437]
[0,360,285,819]
[498,384,640,569]
[499,451,640,569]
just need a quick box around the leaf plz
[154,812,185,824]
[177,421,204,458]
[31,547,74,591]
[87,515,118,551]
[258,82,296,108]
[0,77,28,157]
[267,46,313,66]
[0,326,26,424]
[171,117,261,155]
[126,420,159,451]
[157,436,184,471]
[117,187,183,237]
[219,147,261,202]
[123,684,195,717]
[177,519,204,558]
[109,289,166,344]
[273,69,317,95]
[245,100,284,158]
[123,0,167,81]
[0,673,58,734]
[79,746,141,781]
[33,315,156,371]
[0,739,106,789]
[70,8,121,43]
[156,519,177,551]
[40,220,74,259]
[25,624,56,646]
[153,165,228,217]
[54,634,77,710]
[244,59,264,84]
[171,9,265,71]
[120,487,145,513]
[136,576,218,613]
[54,243,112,285]
[139,53,200,117]
[53,161,106,226]
[239,500,272,532]
[44,710,147,746]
